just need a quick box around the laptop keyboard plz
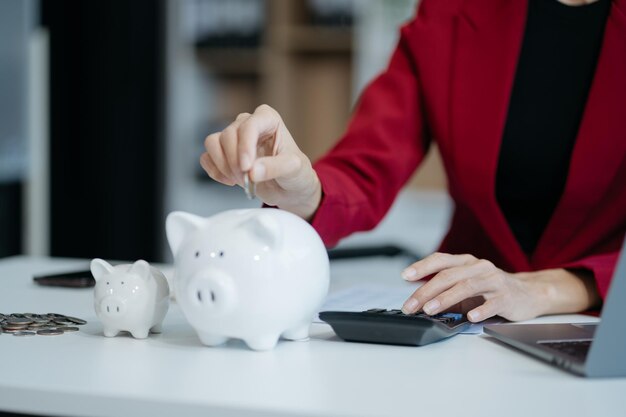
[538,340,592,361]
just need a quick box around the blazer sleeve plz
[310,17,429,247]
[558,251,621,300]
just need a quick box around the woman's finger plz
[250,153,302,183]
[421,272,497,315]
[237,104,282,171]
[204,134,236,185]
[220,128,244,185]
[467,298,502,322]
[200,153,235,186]
[401,261,495,314]
[219,115,253,182]
[401,252,476,282]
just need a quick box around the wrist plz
[519,268,599,316]
[512,271,555,317]
[277,169,322,221]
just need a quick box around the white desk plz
[1,256,625,417]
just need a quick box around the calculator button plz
[441,313,463,321]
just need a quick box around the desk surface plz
[1,256,625,417]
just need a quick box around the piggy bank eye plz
[106,282,109,285]
[195,251,200,258]
[121,281,124,285]
[219,251,224,257]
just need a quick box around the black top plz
[496,0,611,255]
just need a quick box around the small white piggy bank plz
[166,208,329,351]
[91,259,170,339]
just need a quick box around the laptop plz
[484,237,626,378]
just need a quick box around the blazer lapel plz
[450,0,530,270]
[533,0,626,266]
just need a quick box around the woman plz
[200,0,626,323]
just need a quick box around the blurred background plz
[0,0,450,263]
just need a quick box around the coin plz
[37,329,64,336]
[2,324,28,330]
[56,326,79,332]
[7,318,33,325]
[0,313,87,337]
[13,331,36,337]
[2,328,25,333]
[243,172,256,200]
[66,317,87,325]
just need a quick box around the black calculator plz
[319,309,470,347]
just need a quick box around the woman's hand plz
[400,252,601,323]
[200,104,322,220]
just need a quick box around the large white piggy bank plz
[166,208,330,351]
[91,259,170,339]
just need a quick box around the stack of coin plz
[0,313,87,337]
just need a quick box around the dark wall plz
[0,182,22,257]
[42,0,165,261]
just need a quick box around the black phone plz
[33,269,95,288]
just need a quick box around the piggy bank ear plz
[129,260,151,281]
[166,211,204,256]
[245,213,282,249]
[90,258,114,282]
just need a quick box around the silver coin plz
[13,331,37,337]
[37,329,64,336]
[66,317,87,325]
[56,326,79,332]
[7,318,33,325]
[2,324,28,330]
[243,172,256,200]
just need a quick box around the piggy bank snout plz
[187,272,236,315]
[99,296,127,317]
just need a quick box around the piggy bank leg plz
[245,334,280,351]
[103,328,120,338]
[198,332,228,347]
[282,323,310,341]
[129,328,150,339]
[150,323,163,334]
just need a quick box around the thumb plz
[250,153,302,183]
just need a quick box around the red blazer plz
[311,0,626,299]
